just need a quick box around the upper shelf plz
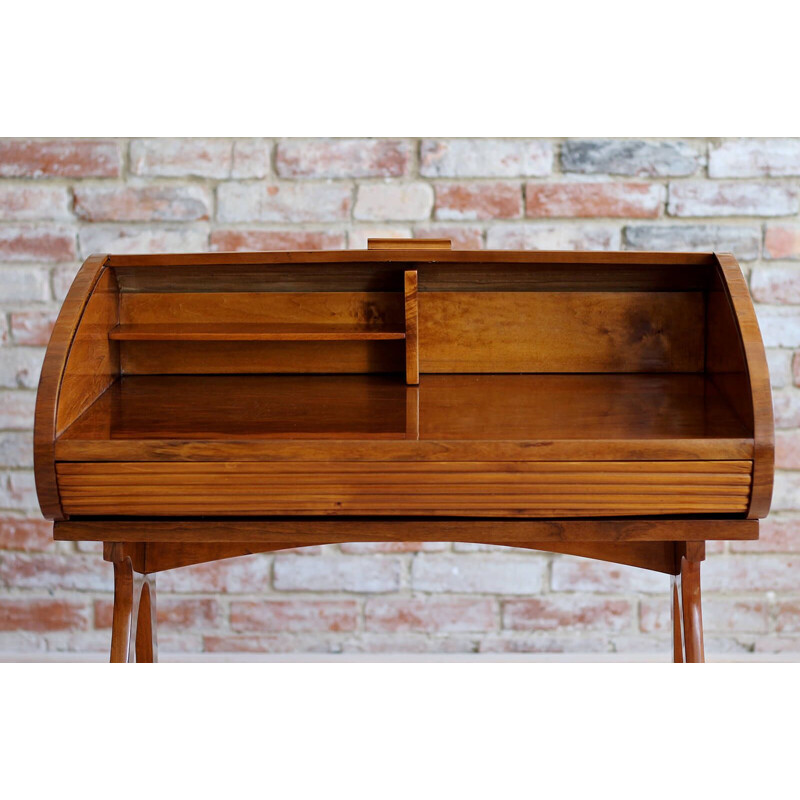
[109,323,406,342]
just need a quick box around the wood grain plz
[56,374,752,462]
[57,460,752,517]
[714,254,774,519]
[119,291,405,326]
[57,518,760,544]
[368,238,451,250]
[110,323,405,341]
[33,254,113,520]
[404,270,419,384]
[419,292,704,373]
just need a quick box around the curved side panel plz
[714,253,774,518]
[34,254,112,520]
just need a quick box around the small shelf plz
[109,323,406,342]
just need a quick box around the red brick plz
[0,185,71,220]
[765,224,800,260]
[0,598,89,631]
[503,596,632,632]
[434,182,522,220]
[0,553,112,591]
[73,184,211,222]
[277,139,409,179]
[210,229,345,252]
[365,598,496,633]
[526,182,664,218]
[412,224,484,249]
[339,541,447,554]
[0,225,76,261]
[775,431,800,468]
[130,139,232,178]
[0,517,52,551]
[94,597,220,629]
[158,555,271,593]
[231,599,358,633]
[731,517,800,552]
[10,310,57,346]
[0,139,121,178]
[0,391,36,428]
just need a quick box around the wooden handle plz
[367,238,451,250]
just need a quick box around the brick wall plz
[1,137,799,658]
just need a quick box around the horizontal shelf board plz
[109,323,406,341]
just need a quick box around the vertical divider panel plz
[404,270,419,385]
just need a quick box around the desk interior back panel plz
[419,291,704,373]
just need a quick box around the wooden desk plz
[34,239,773,662]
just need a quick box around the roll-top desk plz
[34,239,774,662]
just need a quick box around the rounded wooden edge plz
[33,254,110,520]
[106,250,718,267]
[714,253,774,518]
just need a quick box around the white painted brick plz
[486,222,620,250]
[765,348,792,389]
[550,556,665,593]
[232,139,272,179]
[668,181,798,217]
[78,225,209,258]
[274,555,402,593]
[709,139,800,177]
[130,138,233,178]
[623,224,761,261]
[347,226,412,249]
[0,266,50,302]
[755,306,800,348]
[420,139,553,178]
[411,554,546,594]
[354,183,433,221]
[217,182,352,223]
[0,347,45,388]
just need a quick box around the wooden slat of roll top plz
[57,461,752,517]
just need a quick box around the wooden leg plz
[110,556,134,663]
[135,574,158,663]
[128,572,158,663]
[109,552,158,663]
[671,572,684,663]
[681,556,705,663]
